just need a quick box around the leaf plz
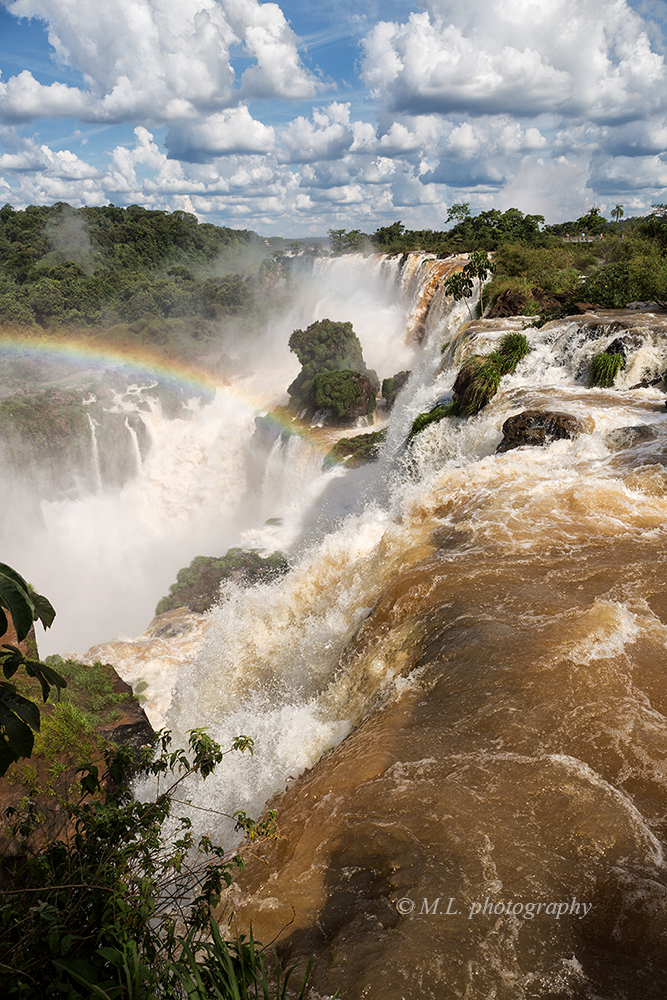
[0,733,17,773]
[0,688,40,730]
[25,661,67,701]
[31,590,56,630]
[0,700,35,757]
[0,566,35,642]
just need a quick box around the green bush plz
[407,402,460,442]
[0,729,305,999]
[313,369,371,418]
[408,332,532,442]
[324,428,388,467]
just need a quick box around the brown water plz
[219,312,667,999]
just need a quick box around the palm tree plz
[611,204,624,224]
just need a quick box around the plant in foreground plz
[0,562,62,774]
[0,728,303,999]
[589,350,625,387]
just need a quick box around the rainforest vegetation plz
[1,201,666,348]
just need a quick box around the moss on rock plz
[324,428,388,468]
[155,548,289,615]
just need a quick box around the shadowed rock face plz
[496,409,591,453]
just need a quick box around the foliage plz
[287,318,378,417]
[0,728,300,999]
[313,370,371,418]
[589,350,625,387]
[407,402,460,442]
[324,428,388,468]
[444,251,495,318]
[493,333,531,374]
[0,202,273,332]
[369,207,547,254]
[174,920,321,1000]
[443,271,474,318]
[455,356,505,416]
[0,564,61,775]
[155,550,289,616]
[408,332,532,442]
[327,229,366,254]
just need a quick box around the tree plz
[443,270,475,319]
[0,563,62,774]
[444,251,495,319]
[464,250,495,316]
[612,204,624,224]
[447,203,471,226]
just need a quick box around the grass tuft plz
[589,350,625,387]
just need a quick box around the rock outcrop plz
[604,425,659,453]
[497,409,592,453]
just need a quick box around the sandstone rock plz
[497,409,591,453]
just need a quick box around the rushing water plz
[4,252,667,997]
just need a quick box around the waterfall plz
[124,416,143,474]
[87,413,102,492]
[5,251,667,996]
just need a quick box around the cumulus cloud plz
[277,103,355,163]
[4,0,319,122]
[0,71,90,124]
[361,0,667,122]
[589,152,667,191]
[165,107,275,161]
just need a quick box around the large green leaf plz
[31,590,56,630]
[1,688,41,731]
[0,699,35,757]
[0,565,35,642]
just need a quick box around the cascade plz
[124,416,143,474]
[5,252,667,996]
[86,413,102,492]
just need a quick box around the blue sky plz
[1,0,667,235]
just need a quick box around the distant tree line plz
[326,202,667,313]
[0,202,286,331]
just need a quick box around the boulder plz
[604,425,658,453]
[497,409,591,453]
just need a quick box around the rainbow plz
[0,332,347,461]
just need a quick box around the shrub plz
[407,402,460,442]
[0,729,300,999]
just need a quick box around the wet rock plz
[381,371,410,409]
[497,409,591,453]
[605,425,659,453]
[155,548,289,615]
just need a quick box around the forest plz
[1,202,666,347]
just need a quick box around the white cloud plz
[0,71,90,124]
[589,152,667,191]
[361,0,667,122]
[277,104,354,163]
[166,108,275,161]
[4,0,319,122]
